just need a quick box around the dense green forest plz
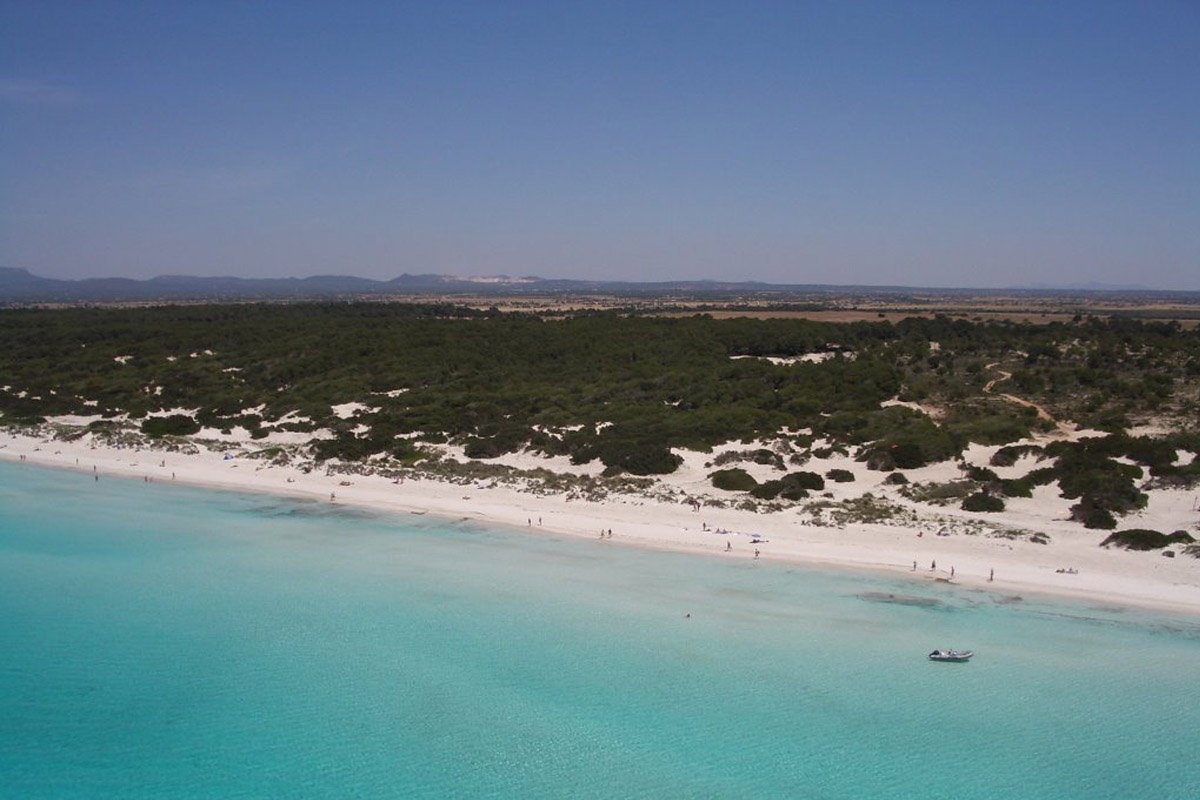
[2,303,1199,528]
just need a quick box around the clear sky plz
[2,1,1197,289]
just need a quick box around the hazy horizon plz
[6,263,1191,295]
[3,2,1198,290]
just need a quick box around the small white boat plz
[928,649,973,662]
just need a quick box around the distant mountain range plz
[0,266,1192,304]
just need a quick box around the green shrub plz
[599,445,682,476]
[312,432,380,461]
[890,441,933,469]
[391,438,424,464]
[1069,500,1117,530]
[789,471,825,490]
[750,470,821,500]
[966,465,998,482]
[141,414,200,438]
[1120,436,1177,469]
[906,480,975,502]
[1025,467,1058,486]
[778,484,810,501]
[750,480,782,500]
[962,492,1005,512]
[752,448,781,467]
[863,449,896,471]
[711,468,758,491]
[826,468,855,483]
[990,444,1043,467]
[1000,477,1033,497]
[1100,529,1196,551]
[463,437,505,459]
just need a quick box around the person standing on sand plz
[950,566,955,579]
[726,541,732,552]
[754,549,760,559]
[989,568,994,582]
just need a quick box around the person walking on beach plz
[931,560,936,571]
[754,549,760,559]
[950,566,955,579]
[989,568,994,582]
[726,541,732,552]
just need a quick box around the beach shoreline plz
[3,425,1198,618]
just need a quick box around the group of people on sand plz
[912,561,996,583]
[716,540,760,559]
[1056,567,1080,575]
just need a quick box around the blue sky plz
[2,1,1197,289]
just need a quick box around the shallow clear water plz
[2,461,1198,798]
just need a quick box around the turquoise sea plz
[2,461,1198,799]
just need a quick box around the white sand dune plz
[2,423,1197,617]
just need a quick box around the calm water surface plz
[2,461,1198,798]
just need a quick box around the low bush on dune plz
[964,465,999,482]
[1100,529,1196,551]
[1000,477,1033,498]
[599,445,683,476]
[1145,460,1200,490]
[141,414,200,438]
[1069,499,1117,530]
[962,492,1005,512]
[989,443,1044,468]
[711,468,757,492]
[1025,467,1058,486]
[749,470,823,500]
[901,480,975,503]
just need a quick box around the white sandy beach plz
[2,422,1198,617]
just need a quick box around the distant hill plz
[0,267,512,303]
[1,266,1197,304]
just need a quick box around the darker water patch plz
[857,591,945,609]
[239,501,379,522]
[1019,607,1200,640]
